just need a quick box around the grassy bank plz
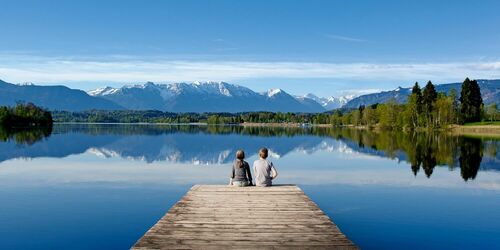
[463,121,500,126]
[449,123,500,138]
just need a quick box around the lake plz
[0,124,499,249]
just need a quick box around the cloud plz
[0,54,500,87]
[338,88,383,96]
[325,34,366,42]
[212,38,225,42]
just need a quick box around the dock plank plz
[132,185,357,249]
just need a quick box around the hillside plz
[0,80,123,111]
[344,79,500,108]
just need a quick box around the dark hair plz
[235,150,245,168]
[259,147,268,159]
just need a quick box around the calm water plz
[0,124,499,249]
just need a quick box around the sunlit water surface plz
[0,124,499,249]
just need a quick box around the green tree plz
[411,82,423,114]
[377,99,399,129]
[351,110,361,126]
[460,78,483,123]
[362,106,377,127]
[485,103,497,122]
[434,93,454,127]
[341,113,351,125]
[422,81,437,127]
[449,89,459,124]
[404,93,420,129]
[330,111,342,126]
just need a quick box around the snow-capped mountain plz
[302,93,355,110]
[88,81,326,113]
[87,86,119,96]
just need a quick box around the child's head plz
[259,148,268,159]
[236,150,245,160]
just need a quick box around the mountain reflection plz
[0,124,498,181]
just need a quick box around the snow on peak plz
[338,95,356,102]
[326,96,336,102]
[87,86,119,96]
[192,81,224,86]
[267,88,283,97]
[304,93,320,101]
[298,93,357,109]
[18,82,35,86]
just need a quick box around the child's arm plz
[229,165,235,186]
[270,163,278,180]
[246,163,253,185]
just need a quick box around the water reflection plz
[334,129,498,181]
[0,124,498,181]
[0,125,52,145]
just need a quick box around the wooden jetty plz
[132,185,357,249]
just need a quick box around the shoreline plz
[53,121,500,136]
[448,125,500,138]
[240,122,332,128]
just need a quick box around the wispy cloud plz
[212,38,225,42]
[338,88,383,96]
[0,54,499,87]
[212,38,239,52]
[325,34,366,42]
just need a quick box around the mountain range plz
[1,79,498,112]
[88,81,339,113]
[0,79,353,112]
[344,79,500,108]
[0,79,123,111]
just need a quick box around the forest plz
[0,103,53,128]
[0,103,53,144]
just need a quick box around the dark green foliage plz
[53,110,316,124]
[0,103,52,128]
[422,81,437,113]
[0,103,53,144]
[459,137,483,181]
[411,82,423,113]
[460,78,484,123]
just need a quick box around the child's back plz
[253,148,278,187]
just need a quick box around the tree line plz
[0,103,53,144]
[0,103,53,128]
[52,110,317,124]
[328,78,496,129]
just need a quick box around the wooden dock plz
[132,185,357,249]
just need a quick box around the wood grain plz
[132,185,357,249]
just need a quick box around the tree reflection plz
[411,144,422,176]
[322,127,491,181]
[0,125,52,145]
[459,137,483,181]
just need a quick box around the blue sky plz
[1,0,499,97]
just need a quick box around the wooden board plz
[132,185,357,249]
